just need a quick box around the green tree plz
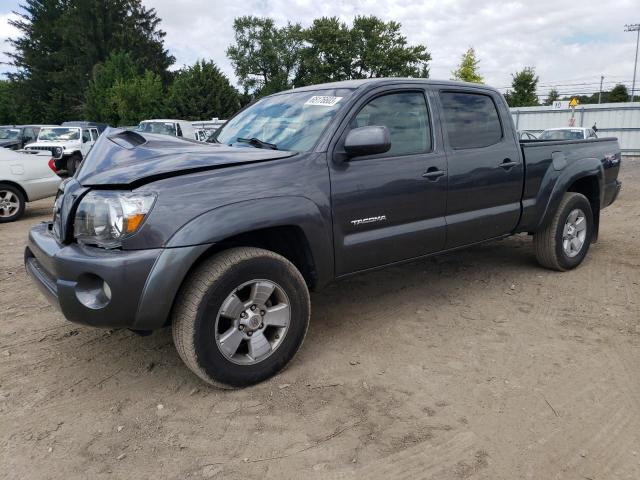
[6,0,174,123]
[607,84,629,103]
[166,61,240,120]
[109,70,165,126]
[451,47,483,83]
[84,52,138,124]
[544,88,560,106]
[227,15,431,96]
[504,67,539,107]
[348,16,430,79]
[226,16,304,96]
[297,17,353,85]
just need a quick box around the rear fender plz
[535,157,604,232]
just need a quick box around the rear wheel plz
[172,247,310,388]
[0,183,26,223]
[534,192,593,271]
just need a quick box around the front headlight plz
[74,191,156,248]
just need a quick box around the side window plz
[23,127,36,141]
[351,91,431,156]
[82,129,91,143]
[90,129,98,141]
[176,123,183,137]
[439,92,503,149]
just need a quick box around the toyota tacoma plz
[25,79,622,388]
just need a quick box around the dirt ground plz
[1,162,639,480]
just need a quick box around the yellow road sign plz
[569,97,579,107]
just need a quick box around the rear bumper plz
[603,179,621,208]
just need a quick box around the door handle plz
[500,159,517,169]
[422,167,445,180]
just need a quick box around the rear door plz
[436,88,523,248]
[329,86,448,275]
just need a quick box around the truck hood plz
[76,128,297,187]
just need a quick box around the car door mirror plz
[344,126,391,158]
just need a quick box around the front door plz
[330,87,448,275]
[436,89,524,248]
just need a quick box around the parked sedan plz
[539,128,597,140]
[0,148,61,222]
[0,125,54,150]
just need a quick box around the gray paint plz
[24,78,622,330]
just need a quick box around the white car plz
[0,148,61,222]
[25,125,99,176]
[538,127,598,140]
[136,119,197,140]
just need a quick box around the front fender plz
[534,157,604,232]
[166,195,334,285]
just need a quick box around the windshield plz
[539,129,585,140]
[214,88,354,151]
[38,127,80,141]
[136,122,177,136]
[0,128,20,140]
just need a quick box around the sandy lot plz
[1,162,639,480]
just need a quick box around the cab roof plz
[281,78,501,95]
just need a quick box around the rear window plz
[440,92,503,149]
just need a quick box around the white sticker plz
[305,95,343,106]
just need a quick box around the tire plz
[0,183,26,223]
[172,247,310,388]
[534,192,593,271]
[67,154,82,176]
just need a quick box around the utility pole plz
[598,75,604,103]
[625,24,640,102]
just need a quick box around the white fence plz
[511,102,640,155]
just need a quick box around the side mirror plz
[344,126,391,158]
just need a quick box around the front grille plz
[27,146,55,152]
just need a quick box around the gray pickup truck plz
[25,79,622,387]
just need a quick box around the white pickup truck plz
[25,125,100,176]
[0,148,60,222]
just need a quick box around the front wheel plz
[0,183,26,223]
[534,192,594,271]
[172,247,310,388]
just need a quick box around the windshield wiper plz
[236,137,278,150]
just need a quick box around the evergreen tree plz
[6,0,174,123]
[166,61,240,120]
[504,67,539,107]
[545,88,560,106]
[451,47,483,83]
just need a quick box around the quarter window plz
[352,92,431,156]
[440,92,503,149]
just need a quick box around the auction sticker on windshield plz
[305,96,343,106]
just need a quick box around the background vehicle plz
[518,130,538,140]
[193,119,226,142]
[0,125,54,150]
[25,125,99,176]
[25,79,621,388]
[0,148,60,222]
[136,119,197,140]
[61,121,109,135]
[539,127,597,140]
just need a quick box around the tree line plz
[0,1,634,126]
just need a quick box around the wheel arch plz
[133,197,333,330]
[0,180,29,202]
[535,158,604,235]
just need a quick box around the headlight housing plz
[74,191,156,248]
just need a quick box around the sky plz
[1,0,639,99]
